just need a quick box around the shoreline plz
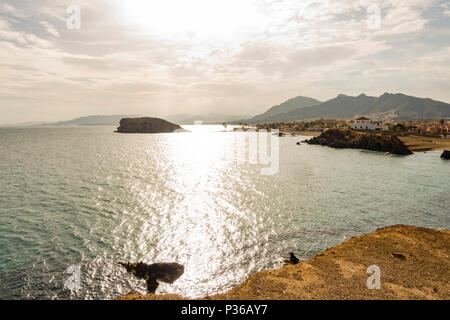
[398,135,450,152]
[281,130,321,137]
[283,130,450,152]
[119,225,450,300]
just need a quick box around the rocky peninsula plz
[306,129,413,155]
[115,117,184,133]
[119,225,449,300]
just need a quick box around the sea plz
[0,125,448,299]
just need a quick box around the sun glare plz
[116,0,264,41]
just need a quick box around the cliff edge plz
[119,225,449,300]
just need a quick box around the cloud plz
[440,2,450,16]
[380,5,427,35]
[39,21,60,37]
[0,18,53,48]
[0,2,26,17]
[0,0,448,124]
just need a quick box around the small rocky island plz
[115,117,184,133]
[441,150,450,160]
[307,129,413,155]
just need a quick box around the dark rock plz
[146,276,159,293]
[296,142,301,145]
[290,252,300,264]
[283,252,300,265]
[120,262,184,293]
[441,150,450,160]
[306,129,413,155]
[392,253,406,260]
[115,117,185,133]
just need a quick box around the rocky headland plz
[119,225,449,300]
[115,117,184,133]
[306,129,413,155]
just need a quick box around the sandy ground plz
[399,135,450,151]
[119,225,449,300]
[281,130,321,137]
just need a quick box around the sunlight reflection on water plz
[0,126,448,299]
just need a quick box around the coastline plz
[283,130,450,152]
[398,135,450,152]
[281,130,321,137]
[119,225,450,300]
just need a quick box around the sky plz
[0,0,449,124]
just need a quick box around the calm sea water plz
[0,125,448,299]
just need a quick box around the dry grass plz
[399,135,450,151]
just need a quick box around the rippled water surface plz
[0,126,448,299]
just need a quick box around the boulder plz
[441,150,450,160]
[115,117,185,133]
[283,252,300,265]
[306,129,413,155]
[120,262,184,293]
[392,253,407,260]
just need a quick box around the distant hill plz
[166,113,248,125]
[1,121,51,127]
[42,113,246,127]
[246,93,450,123]
[45,115,137,126]
[246,96,321,123]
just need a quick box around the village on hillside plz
[246,117,450,138]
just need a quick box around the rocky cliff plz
[306,129,413,155]
[119,225,450,300]
[116,117,184,133]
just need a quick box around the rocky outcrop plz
[115,117,184,133]
[120,262,184,293]
[283,252,299,265]
[441,150,450,159]
[118,225,450,300]
[306,129,413,155]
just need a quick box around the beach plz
[399,135,450,151]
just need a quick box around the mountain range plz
[246,96,322,123]
[44,115,136,126]
[245,93,450,123]
[8,92,448,127]
[166,113,249,124]
[25,113,247,127]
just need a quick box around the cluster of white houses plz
[350,117,390,131]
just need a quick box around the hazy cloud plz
[0,0,449,124]
[39,21,60,37]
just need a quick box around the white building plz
[351,117,388,130]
